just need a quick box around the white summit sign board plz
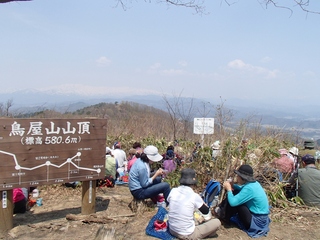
[193,118,214,135]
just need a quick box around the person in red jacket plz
[13,188,27,214]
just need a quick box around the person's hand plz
[156,168,164,176]
[223,181,232,192]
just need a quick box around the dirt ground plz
[2,183,320,240]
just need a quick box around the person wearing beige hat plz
[129,145,171,205]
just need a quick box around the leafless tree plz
[0,0,30,3]
[176,96,195,140]
[2,0,318,15]
[162,90,196,141]
[115,0,206,13]
[214,96,234,142]
[0,103,4,116]
[162,92,181,141]
[4,99,14,117]
[262,0,320,15]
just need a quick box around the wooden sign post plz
[0,118,106,230]
[0,190,13,231]
[81,180,97,215]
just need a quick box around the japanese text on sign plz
[9,121,90,146]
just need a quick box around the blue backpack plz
[201,179,221,208]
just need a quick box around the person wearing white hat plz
[105,147,117,179]
[129,145,171,205]
[112,141,127,176]
[211,141,221,161]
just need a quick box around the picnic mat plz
[145,206,176,240]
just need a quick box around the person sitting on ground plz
[288,154,320,208]
[13,188,27,214]
[112,141,127,177]
[162,145,183,165]
[190,142,201,162]
[222,164,270,238]
[173,139,184,157]
[288,147,299,168]
[127,148,136,162]
[105,147,118,179]
[128,145,171,205]
[272,148,295,180]
[162,149,177,176]
[211,140,221,161]
[127,142,143,172]
[127,148,137,172]
[167,168,221,239]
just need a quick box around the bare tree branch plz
[1,0,320,15]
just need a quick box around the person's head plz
[242,138,248,145]
[106,147,112,155]
[279,149,288,156]
[113,141,121,149]
[140,145,163,163]
[234,164,256,183]
[166,145,174,152]
[128,148,137,156]
[301,154,316,166]
[132,142,141,149]
[289,147,299,156]
[179,168,197,186]
[166,149,174,159]
[211,140,220,150]
[135,147,143,158]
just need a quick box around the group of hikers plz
[104,138,320,239]
[11,137,320,239]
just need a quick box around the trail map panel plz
[0,119,106,191]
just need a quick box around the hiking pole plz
[294,155,299,197]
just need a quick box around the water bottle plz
[212,196,219,207]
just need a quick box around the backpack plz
[201,179,221,208]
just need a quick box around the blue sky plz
[1,0,320,107]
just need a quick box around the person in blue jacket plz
[129,145,171,205]
[222,164,271,238]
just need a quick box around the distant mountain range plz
[1,88,319,140]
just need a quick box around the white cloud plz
[150,63,161,70]
[304,71,316,77]
[147,63,185,76]
[40,84,160,96]
[260,56,272,63]
[178,60,188,67]
[96,56,111,66]
[161,69,185,76]
[227,59,278,79]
